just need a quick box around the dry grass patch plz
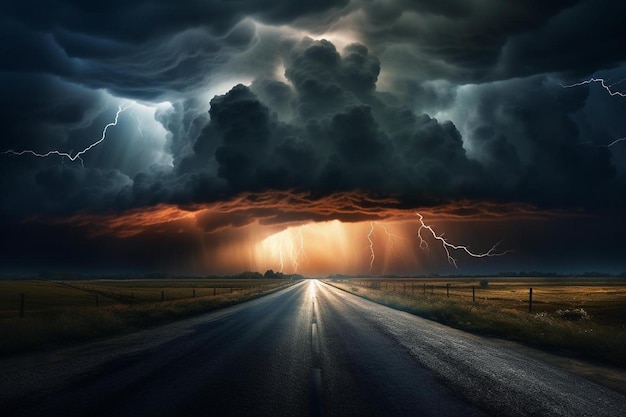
[329,278,626,367]
[0,279,298,356]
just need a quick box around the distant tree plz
[235,271,263,279]
[264,269,277,279]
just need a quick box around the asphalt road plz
[1,280,625,416]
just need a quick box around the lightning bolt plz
[263,225,311,274]
[2,104,132,168]
[288,232,300,272]
[134,113,145,138]
[416,213,511,269]
[378,222,405,254]
[366,222,406,271]
[295,227,308,268]
[561,77,626,98]
[561,77,626,148]
[278,239,285,273]
[578,137,626,148]
[368,221,375,271]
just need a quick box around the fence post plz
[96,294,99,307]
[213,287,216,296]
[403,283,406,293]
[193,289,196,298]
[472,286,475,302]
[423,284,426,294]
[431,285,434,294]
[19,293,25,318]
[161,291,164,302]
[131,293,134,304]
[529,288,533,313]
[446,284,450,298]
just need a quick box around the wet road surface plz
[1,280,625,416]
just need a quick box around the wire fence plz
[0,280,290,318]
[344,278,626,321]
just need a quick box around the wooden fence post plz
[161,291,164,302]
[193,289,196,298]
[472,286,475,302]
[19,293,25,318]
[213,287,216,296]
[446,284,450,298]
[423,283,426,294]
[431,285,434,294]
[529,288,533,313]
[96,294,99,307]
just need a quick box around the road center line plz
[311,323,320,357]
[310,282,324,416]
[310,368,323,417]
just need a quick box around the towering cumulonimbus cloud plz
[161,37,491,208]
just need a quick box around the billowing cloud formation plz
[113,37,624,213]
[1,0,626,274]
[136,38,493,210]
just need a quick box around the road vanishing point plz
[1,280,625,416]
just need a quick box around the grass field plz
[0,279,288,315]
[0,278,297,356]
[328,277,626,367]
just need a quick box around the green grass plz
[0,279,298,356]
[328,278,626,367]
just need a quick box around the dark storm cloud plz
[144,33,626,216]
[156,97,212,169]
[0,0,351,99]
[284,39,381,120]
[250,78,295,121]
[163,38,491,206]
[2,0,348,43]
[496,1,626,80]
[4,0,620,108]
[34,165,131,212]
[344,0,626,83]
[0,73,134,218]
[0,74,107,150]
[339,0,556,81]
[451,76,622,207]
[3,33,625,220]
[3,0,626,101]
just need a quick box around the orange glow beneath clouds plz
[253,220,420,275]
[47,191,565,275]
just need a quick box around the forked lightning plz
[416,213,511,269]
[561,77,626,148]
[2,104,132,167]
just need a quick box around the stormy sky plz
[2,0,626,276]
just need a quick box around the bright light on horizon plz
[253,220,420,276]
